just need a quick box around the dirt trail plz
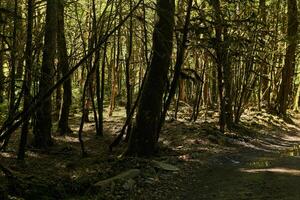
[152,112,300,200]
[165,149,300,200]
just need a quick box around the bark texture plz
[126,0,175,156]
[57,0,72,135]
[33,0,57,148]
[277,0,298,115]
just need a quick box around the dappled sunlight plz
[184,138,203,145]
[3,108,300,199]
[281,145,300,157]
[83,123,97,133]
[248,160,272,168]
[54,135,80,143]
[107,110,127,119]
[234,140,274,152]
[177,154,206,164]
[285,123,300,131]
[282,135,300,142]
[1,150,43,160]
[240,167,300,176]
[162,140,171,146]
[26,151,42,158]
[240,109,300,135]
[285,151,300,157]
[256,139,292,151]
[0,152,14,158]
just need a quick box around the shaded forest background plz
[0,0,299,159]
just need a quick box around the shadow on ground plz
[1,108,300,199]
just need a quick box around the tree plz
[126,0,175,156]
[8,0,18,121]
[2,0,19,151]
[159,0,193,131]
[57,0,72,135]
[211,0,233,132]
[0,0,5,104]
[18,0,34,160]
[124,0,134,139]
[277,0,298,115]
[33,0,57,148]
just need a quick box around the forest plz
[1,0,300,199]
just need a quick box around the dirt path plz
[147,111,300,200]
[167,151,300,200]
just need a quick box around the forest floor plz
[2,106,300,199]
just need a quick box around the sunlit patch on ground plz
[240,167,300,176]
[26,151,42,158]
[0,152,14,158]
[281,145,300,157]
[247,158,273,168]
[53,135,80,143]
[282,135,300,142]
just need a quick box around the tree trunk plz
[212,0,233,132]
[2,0,19,151]
[211,61,218,108]
[33,0,57,148]
[99,42,107,136]
[18,0,34,160]
[57,0,72,135]
[277,0,298,115]
[223,28,233,129]
[55,72,62,119]
[109,30,118,117]
[8,0,18,120]
[92,0,102,137]
[126,0,175,156]
[259,0,270,107]
[0,35,4,104]
[293,83,300,111]
[0,1,4,104]
[213,0,225,133]
[125,0,134,139]
[159,0,192,131]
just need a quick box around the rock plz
[152,161,180,171]
[94,169,140,188]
